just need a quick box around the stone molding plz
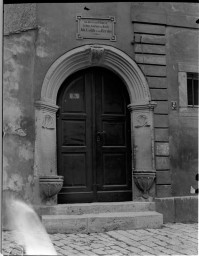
[128,101,157,111]
[35,100,59,113]
[133,169,156,173]
[40,44,151,106]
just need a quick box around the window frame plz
[178,62,199,117]
[187,72,198,107]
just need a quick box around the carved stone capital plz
[128,101,157,112]
[35,100,59,113]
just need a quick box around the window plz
[178,63,199,116]
[187,73,198,107]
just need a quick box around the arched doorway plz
[57,67,132,203]
[35,44,157,204]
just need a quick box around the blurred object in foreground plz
[6,198,57,255]
[9,245,25,255]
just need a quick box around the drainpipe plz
[0,1,3,254]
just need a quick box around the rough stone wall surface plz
[4,4,37,35]
[3,28,39,203]
[3,3,39,204]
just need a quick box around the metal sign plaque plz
[76,15,116,41]
[69,93,80,99]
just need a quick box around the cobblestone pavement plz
[2,223,198,256]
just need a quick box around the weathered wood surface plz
[134,23,165,35]
[155,128,169,142]
[135,44,166,54]
[135,54,166,65]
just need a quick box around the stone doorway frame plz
[35,44,157,201]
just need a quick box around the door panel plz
[102,76,125,114]
[61,153,87,187]
[57,67,132,203]
[103,153,127,185]
[62,120,86,146]
[57,71,93,203]
[95,69,132,202]
[103,121,125,146]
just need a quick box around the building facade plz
[3,3,198,216]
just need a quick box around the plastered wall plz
[3,4,39,203]
[166,26,198,196]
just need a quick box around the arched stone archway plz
[40,44,151,105]
[35,44,157,202]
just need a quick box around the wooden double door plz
[57,67,132,203]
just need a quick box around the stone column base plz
[39,175,64,205]
[133,170,156,201]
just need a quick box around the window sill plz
[179,107,199,117]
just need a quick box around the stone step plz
[36,201,156,216]
[42,211,163,234]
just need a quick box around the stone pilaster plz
[34,100,59,177]
[128,101,157,200]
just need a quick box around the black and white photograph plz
[0,1,198,255]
